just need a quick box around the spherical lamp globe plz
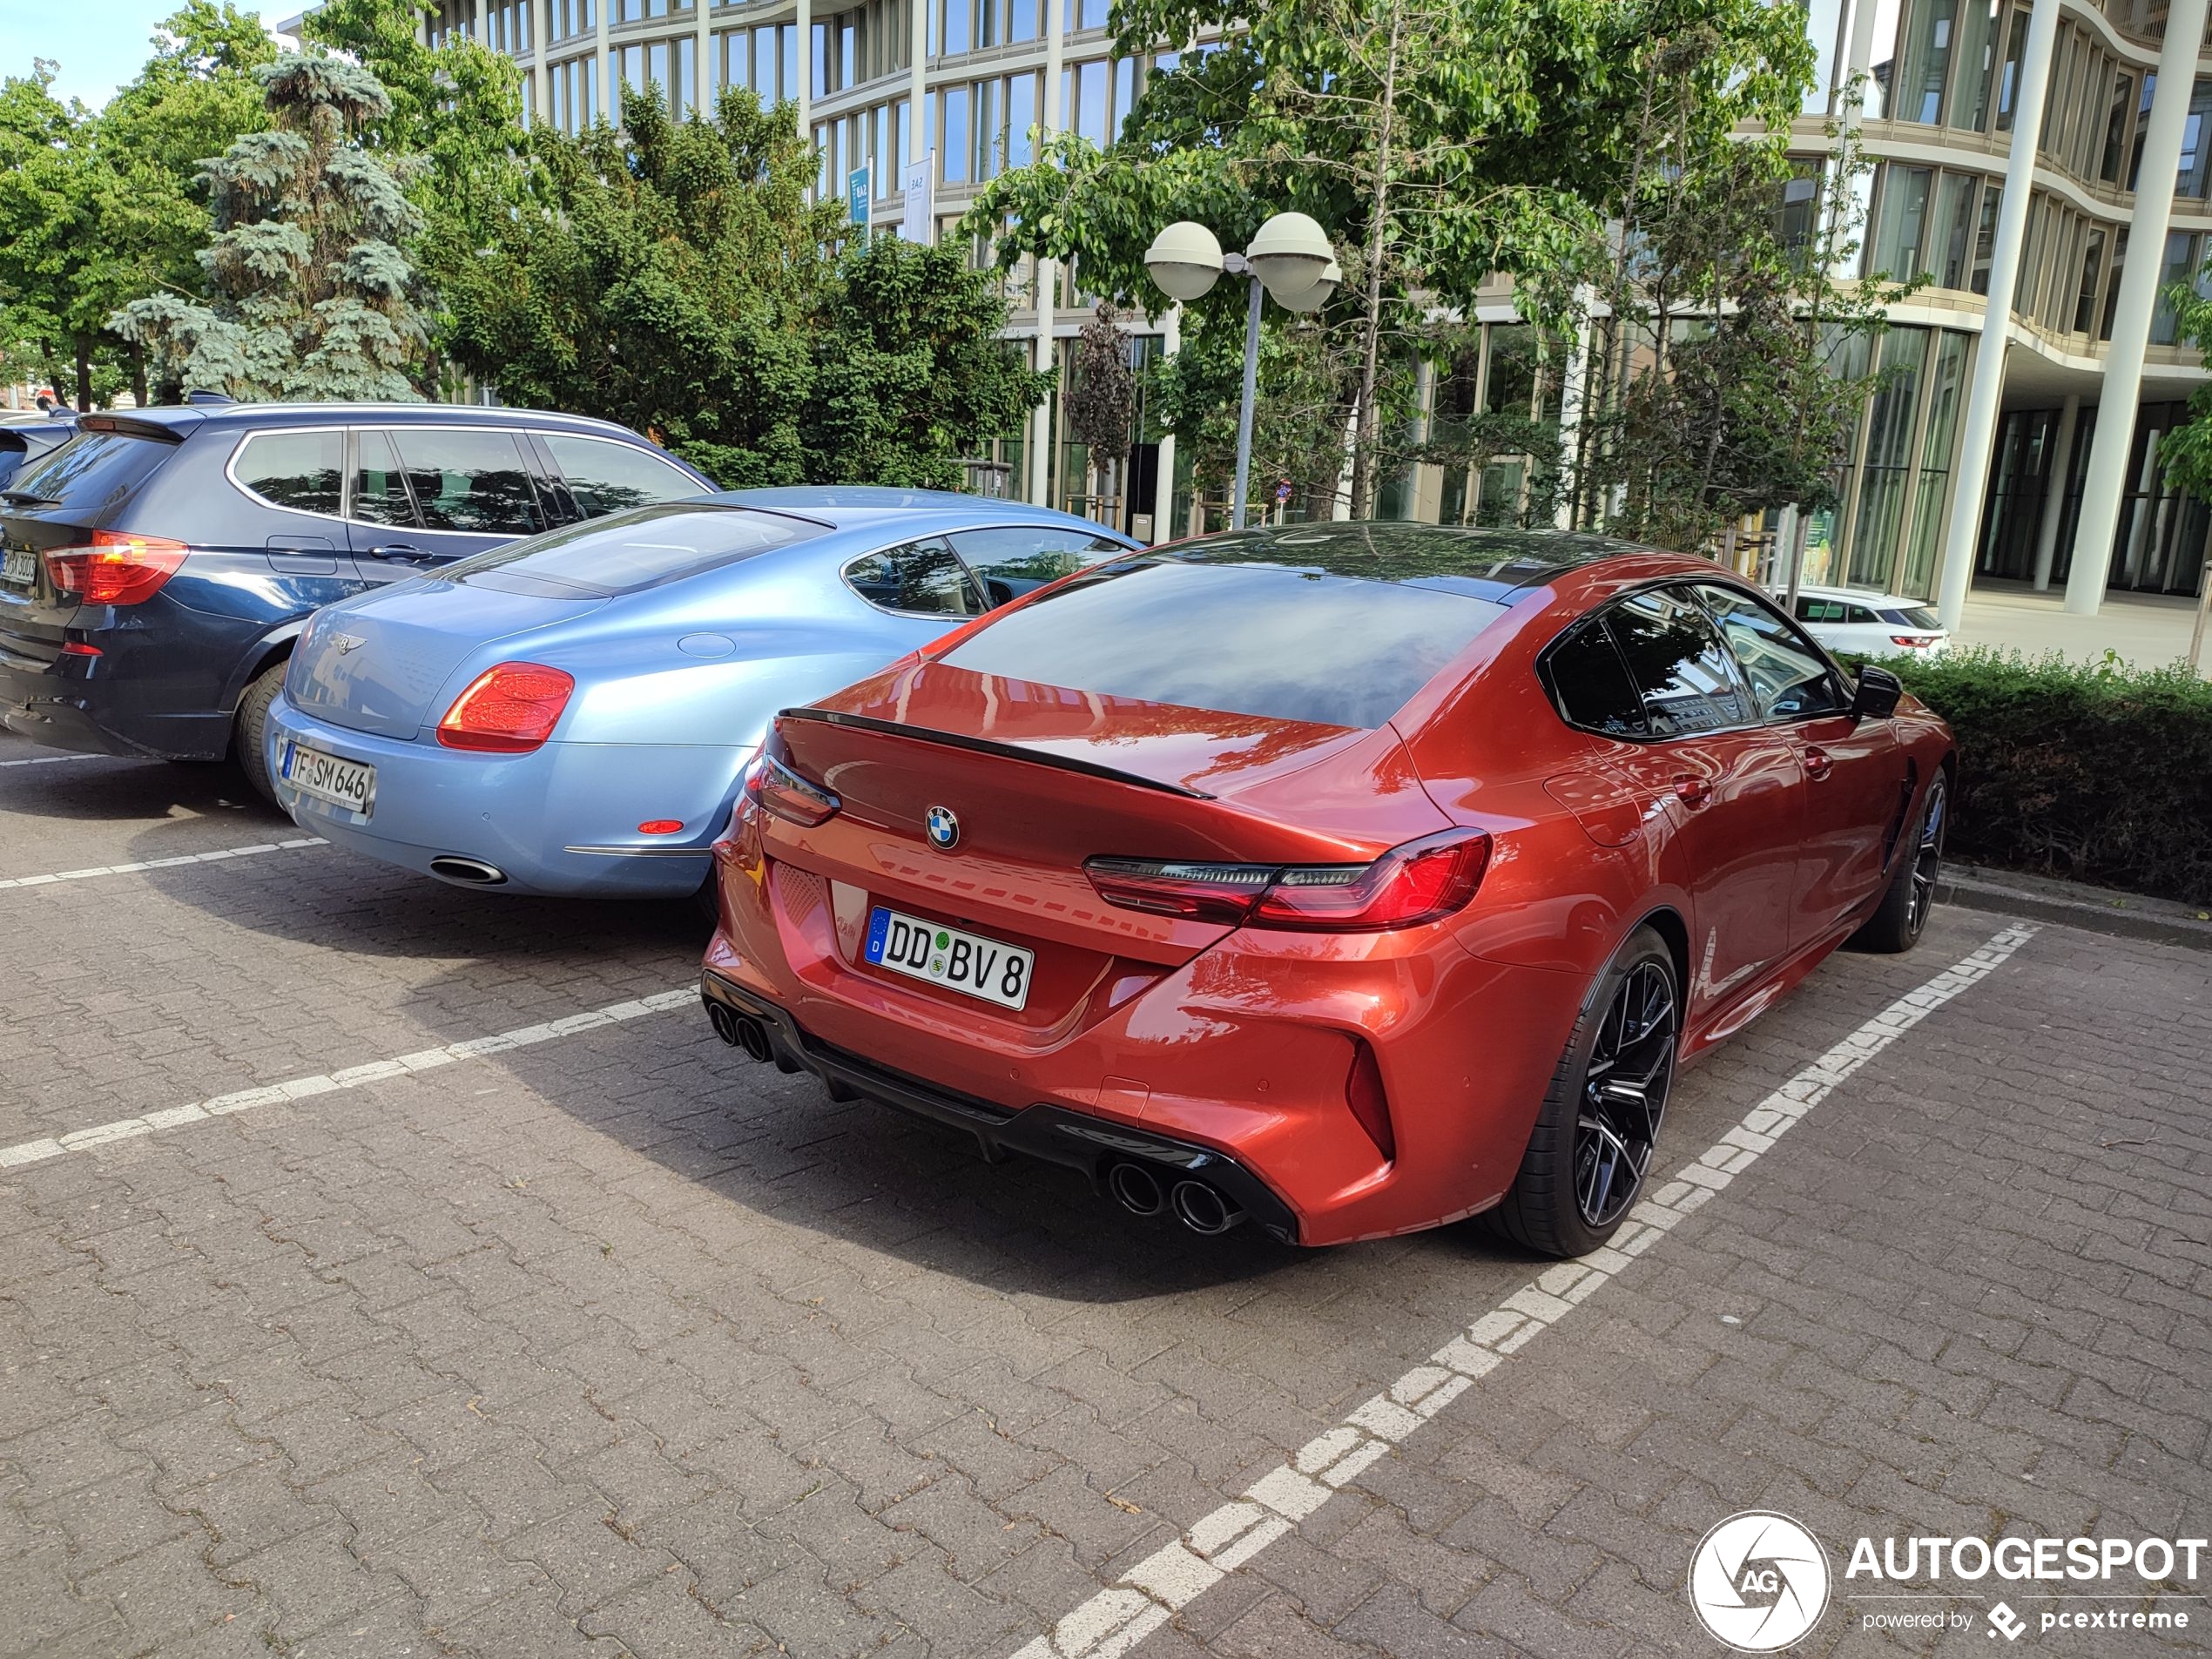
[1272,258,1342,314]
[1144,221,1226,303]
[1246,212,1335,302]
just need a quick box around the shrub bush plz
[1865,647,2212,907]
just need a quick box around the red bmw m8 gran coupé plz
[698,524,1952,1255]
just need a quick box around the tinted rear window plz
[1882,604,1940,629]
[3,429,172,513]
[435,502,823,597]
[940,558,1507,728]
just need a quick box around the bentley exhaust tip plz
[429,855,507,886]
[1106,1162,1165,1217]
[707,1003,772,1062]
[1170,1179,1244,1236]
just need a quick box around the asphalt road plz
[1,730,2205,1658]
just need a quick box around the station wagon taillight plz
[436,662,575,752]
[1085,829,1492,934]
[44,531,188,605]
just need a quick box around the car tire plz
[1491,924,1679,1259]
[1849,772,1947,954]
[234,661,287,809]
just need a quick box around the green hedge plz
[1864,648,2212,908]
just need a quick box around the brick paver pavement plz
[1,732,2204,1658]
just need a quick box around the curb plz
[1937,870,2212,953]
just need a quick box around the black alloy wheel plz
[1906,774,1946,940]
[1574,959,1677,1229]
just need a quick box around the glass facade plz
[472,0,2209,597]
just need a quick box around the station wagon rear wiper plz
[0,489,62,507]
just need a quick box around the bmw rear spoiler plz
[775,705,1215,799]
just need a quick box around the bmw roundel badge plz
[925,806,960,850]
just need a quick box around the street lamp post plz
[1145,214,1341,530]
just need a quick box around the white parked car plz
[1775,584,1951,659]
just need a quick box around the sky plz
[3,0,287,111]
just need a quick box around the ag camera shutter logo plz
[1689,1511,1831,1650]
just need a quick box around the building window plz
[2102,71,2135,183]
[1951,0,1999,132]
[1892,0,1954,125]
[2074,229,2107,334]
[1868,165,1934,280]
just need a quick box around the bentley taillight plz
[436,662,576,752]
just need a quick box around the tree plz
[299,0,534,382]
[445,84,1046,486]
[109,55,428,401]
[967,0,1813,519]
[0,66,101,408]
[1574,50,1898,555]
[0,8,275,408]
[86,2,280,401]
[1063,303,1137,515]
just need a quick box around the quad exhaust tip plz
[1109,1163,1244,1235]
[1170,1178,1244,1236]
[1106,1161,1165,1217]
[706,1002,773,1063]
[429,856,507,885]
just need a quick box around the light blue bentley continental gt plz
[265,488,1135,897]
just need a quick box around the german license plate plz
[1,547,35,587]
[864,907,1033,1010]
[282,740,375,816]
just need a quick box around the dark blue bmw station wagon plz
[0,401,713,801]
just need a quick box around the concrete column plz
[909,0,928,233]
[531,0,550,125]
[796,0,813,140]
[595,0,610,123]
[2030,393,2081,590]
[1933,0,2061,631]
[1151,306,1179,543]
[2066,0,2212,615]
[1405,355,1433,522]
[1028,0,1065,509]
[693,0,711,116]
[474,0,487,44]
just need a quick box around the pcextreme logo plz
[1688,1511,1832,1651]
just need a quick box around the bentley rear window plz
[437,502,823,597]
[939,557,1507,729]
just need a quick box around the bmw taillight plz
[742,752,840,827]
[436,662,576,752]
[44,531,189,605]
[1084,829,1491,933]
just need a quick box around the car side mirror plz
[1851,664,1904,721]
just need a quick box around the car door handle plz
[1802,745,1834,781]
[366,543,428,562]
[1671,775,1713,808]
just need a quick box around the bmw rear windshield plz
[1,428,174,514]
[940,554,1509,729]
[435,502,825,597]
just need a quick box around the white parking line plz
[1008,922,2042,1659]
[0,986,697,1170]
[0,837,327,892]
[0,752,99,769]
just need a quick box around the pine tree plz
[109,54,427,401]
